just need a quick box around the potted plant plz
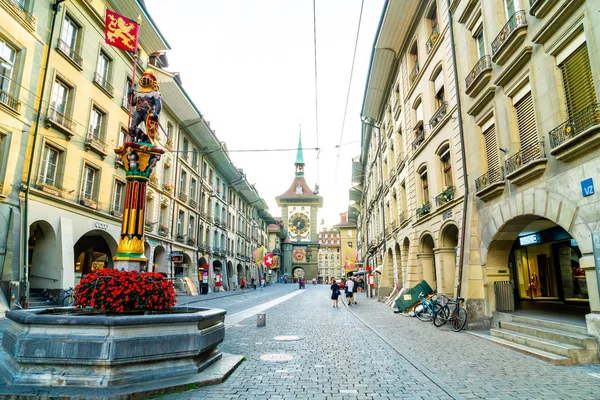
[187,237,197,246]
[163,183,174,193]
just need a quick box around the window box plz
[158,225,169,236]
[160,196,169,207]
[78,195,98,210]
[163,184,174,194]
[178,191,187,202]
[491,11,528,65]
[110,209,123,218]
[548,103,600,162]
[37,182,62,197]
[417,202,431,218]
[412,130,426,151]
[149,173,159,186]
[175,234,185,243]
[187,238,197,246]
[435,186,455,206]
[144,220,153,232]
[416,203,431,218]
[465,56,492,97]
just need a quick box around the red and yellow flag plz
[105,9,139,53]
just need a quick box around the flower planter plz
[1,306,230,388]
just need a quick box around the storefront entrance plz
[509,220,589,311]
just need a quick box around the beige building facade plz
[452,0,600,329]
[359,0,470,306]
[358,0,600,338]
[0,0,273,310]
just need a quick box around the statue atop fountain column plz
[128,69,162,145]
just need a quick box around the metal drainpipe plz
[168,127,182,279]
[446,0,469,298]
[22,0,65,299]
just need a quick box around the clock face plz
[289,212,310,236]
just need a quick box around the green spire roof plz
[295,132,304,165]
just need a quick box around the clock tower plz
[276,133,323,281]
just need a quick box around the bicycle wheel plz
[433,305,449,327]
[415,303,432,322]
[451,307,467,332]
[62,295,71,307]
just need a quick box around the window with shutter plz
[515,92,540,164]
[560,43,596,118]
[483,125,500,182]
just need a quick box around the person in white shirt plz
[345,278,355,306]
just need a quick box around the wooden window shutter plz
[560,43,596,118]
[483,125,500,181]
[515,92,539,162]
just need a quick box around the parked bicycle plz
[433,297,467,332]
[414,291,443,322]
[62,287,76,307]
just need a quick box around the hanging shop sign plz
[519,233,541,247]
[170,252,184,263]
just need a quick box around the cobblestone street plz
[2,285,600,399]
[157,285,600,400]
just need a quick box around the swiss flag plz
[263,253,274,268]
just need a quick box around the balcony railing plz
[189,198,197,209]
[425,23,440,54]
[475,167,504,192]
[412,129,426,151]
[549,103,600,149]
[47,107,76,132]
[491,11,527,57]
[435,186,455,206]
[175,234,185,243]
[396,155,405,173]
[5,0,35,26]
[416,202,431,218]
[429,101,447,129]
[505,142,545,175]
[465,56,492,91]
[178,191,187,202]
[409,61,420,86]
[85,131,108,155]
[93,72,114,96]
[0,88,20,111]
[56,39,83,68]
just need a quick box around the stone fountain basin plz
[1,306,226,388]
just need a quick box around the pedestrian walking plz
[330,277,341,308]
[345,277,355,306]
[298,278,302,289]
[260,277,266,291]
[351,276,358,304]
[240,277,246,293]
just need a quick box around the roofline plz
[137,0,172,50]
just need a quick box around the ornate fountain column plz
[113,142,164,271]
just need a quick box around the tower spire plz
[295,127,304,176]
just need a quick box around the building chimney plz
[340,213,347,224]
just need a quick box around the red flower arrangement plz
[74,269,176,313]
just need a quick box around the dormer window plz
[295,185,303,194]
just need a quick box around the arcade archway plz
[418,234,436,290]
[438,223,459,295]
[28,221,59,289]
[153,245,167,275]
[73,229,118,283]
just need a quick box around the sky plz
[144,0,385,227]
